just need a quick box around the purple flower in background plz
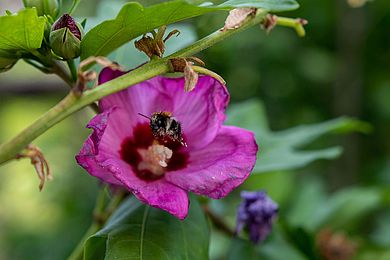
[76,67,258,219]
[235,190,278,243]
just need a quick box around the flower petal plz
[76,105,189,219]
[98,66,126,85]
[75,109,122,185]
[76,105,141,184]
[99,157,189,219]
[160,76,230,149]
[98,68,229,148]
[99,68,173,125]
[165,126,258,199]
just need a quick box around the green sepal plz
[49,24,83,59]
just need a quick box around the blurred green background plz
[0,0,389,259]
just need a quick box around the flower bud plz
[50,14,83,59]
[23,0,59,18]
[235,190,278,244]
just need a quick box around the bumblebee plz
[139,112,186,146]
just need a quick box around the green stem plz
[0,92,78,164]
[30,50,74,86]
[57,60,100,113]
[67,59,78,82]
[276,17,307,37]
[69,0,81,15]
[192,65,226,85]
[23,59,51,73]
[61,60,100,113]
[68,222,99,260]
[68,188,107,260]
[0,10,267,165]
[52,60,74,86]
[105,190,126,216]
[202,205,235,237]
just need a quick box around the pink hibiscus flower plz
[76,67,258,219]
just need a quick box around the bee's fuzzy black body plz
[149,112,185,146]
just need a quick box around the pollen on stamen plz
[138,144,173,176]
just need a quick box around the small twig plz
[105,190,126,217]
[68,187,126,260]
[202,205,235,236]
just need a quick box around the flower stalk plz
[68,187,125,260]
[276,16,308,37]
[0,9,268,165]
[29,49,74,86]
[67,59,77,82]
[192,65,226,85]
[202,205,235,236]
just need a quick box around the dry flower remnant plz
[262,14,278,34]
[222,8,257,31]
[76,67,258,219]
[317,229,357,260]
[170,57,225,92]
[16,144,52,191]
[135,26,180,59]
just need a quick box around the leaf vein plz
[139,206,149,260]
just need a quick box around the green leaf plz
[81,0,299,60]
[227,231,306,260]
[0,8,45,56]
[80,1,217,60]
[370,210,390,247]
[84,196,209,260]
[287,178,385,232]
[226,99,370,173]
[306,187,383,231]
[286,177,327,227]
[219,0,299,11]
[357,249,390,260]
[227,238,258,259]
[280,223,319,260]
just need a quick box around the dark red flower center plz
[120,123,188,181]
